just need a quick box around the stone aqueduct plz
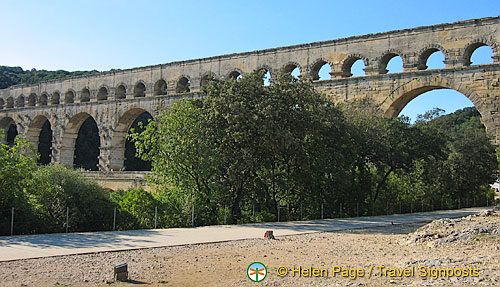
[1,17,500,173]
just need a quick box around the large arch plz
[0,117,18,146]
[383,78,495,142]
[26,115,53,165]
[109,108,153,170]
[60,112,100,170]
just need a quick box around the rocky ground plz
[0,210,498,287]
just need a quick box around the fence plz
[0,196,496,236]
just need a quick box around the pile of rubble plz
[405,208,500,248]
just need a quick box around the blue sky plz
[1,0,498,120]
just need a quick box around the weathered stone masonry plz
[1,16,499,172]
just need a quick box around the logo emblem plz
[247,262,267,282]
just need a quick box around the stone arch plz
[0,98,4,109]
[256,65,273,86]
[227,69,243,80]
[340,54,368,77]
[65,90,75,104]
[80,88,91,102]
[40,93,48,106]
[134,81,146,97]
[16,95,25,107]
[417,44,448,70]
[463,39,496,66]
[379,49,405,74]
[310,58,332,80]
[6,97,14,109]
[0,117,18,145]
[153,79,167,96]
[26,114,52,165]
[176,76,191,93]
[97,86,109,101]
[27,93,37,106]
[60,112,99,169]
[200,72,216,88]
[115,84,127,99]
[51,91,60,105]
[109,108,153,170]
[383,77,496,143]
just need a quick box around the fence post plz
[253,203,255,223]
[224,204,227,224]
[113,206,116,231]
[192,205,195,227]
[277,205,280,223]
[321,202,324,219]
[154,206,157,229]
[66,207,69,233]
[10,207,14,236]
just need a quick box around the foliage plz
[0,66,97,89]
[26,164,114,233]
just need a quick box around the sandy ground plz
[0,212,498,287]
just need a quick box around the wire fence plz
[0,196,495,236]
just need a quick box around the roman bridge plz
[1,16,500,174]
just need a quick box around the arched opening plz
[201,74,214,88]
[65,90,75,103]
[97,87,108,101]
[419,49,445,70]
[116,85,126,99]
[26,115,53,165]
[258,68,271,86]
[0,99,4,109]
[342,57,366,77]
[397,89,474,123]
[124,111,153,171]
[51,92,60,105]
[40,94,48,106]
[154,80,167,96]
[228,70,242,81]
[0,117,17,146]
[73,115,100,171]
[465,43,494,66]
[16,95,25,107]
[80,88,90,102]
[382,53,403,74]
[311,60,331,80]
[176,77,190,93]
[283,63,301,80]
[134,82,146,97]
[6,97,14,109]
[28,94,37,106]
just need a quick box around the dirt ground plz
[0,211,499,287]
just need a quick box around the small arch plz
[65,90,75,103]
[6,97,14,108]
[97,86,108,101]
[51,91,60,105]
[380,51,404,74]
[341,55,367,77]
[282,62,301,79]
[80,88,91,102]
[134,82,146,97]
[16,95,25,107]
[417,45,447,70]
[256,66,272,86]
[28,93,37,106]
[176,76,190,93]
[227,70,242,81]
[464,42,494,66]
[200,73,216,88]
[310,59,332,80]
[0,98,4,109]
[115,84,126,99]
[153,79,167,96]
[40,93,48,106]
